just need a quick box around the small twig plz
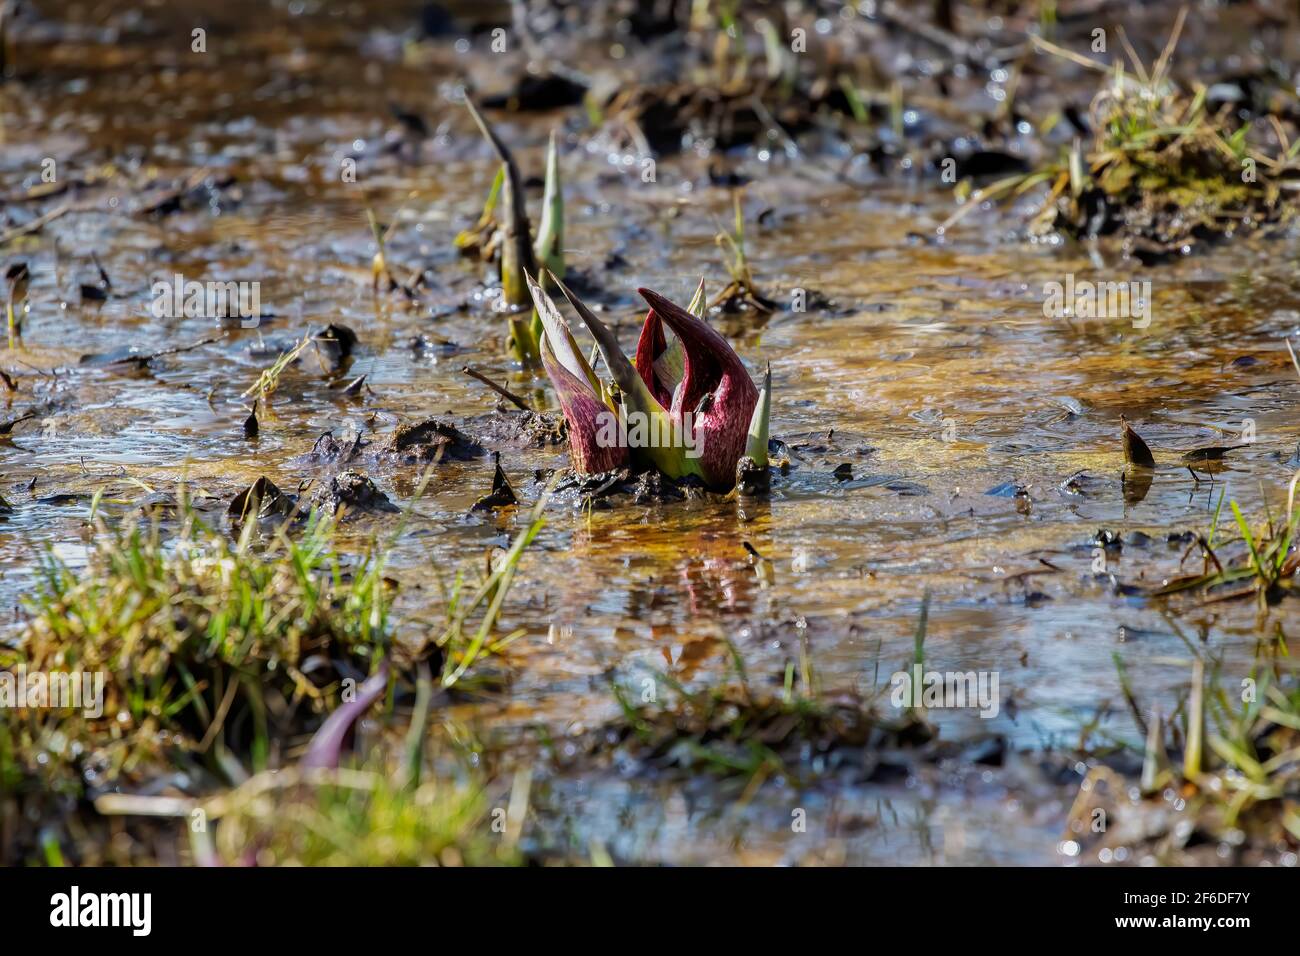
[146,333,224,360]
[1029,34,1111,73]
[0,201,77,245]
[462,364,532,412]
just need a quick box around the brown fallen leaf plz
[1120,415,1155,468]
[227,476,291,522]
[471,453,519,511]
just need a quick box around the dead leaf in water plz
[1121,416,1155,468]
[471,453,519,511]
[227,476,292,522]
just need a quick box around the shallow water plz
[3,0,1298,865]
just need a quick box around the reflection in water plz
[1122,467,1154,504]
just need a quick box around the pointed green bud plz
[687,276,707,317]
[454,164,505,252]
[535,129,564,280]
[735,362,771,496]
[465,97,537,317]
[745,362,771,468]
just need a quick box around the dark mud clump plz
[468,409,566,448]
[602,82,834,156]
[227,472,398,523]
[306,421,486,469]
[309,471,399,517]
[378,418,484,464]
[306,431,364,465]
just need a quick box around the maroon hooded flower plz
[530,272,764,490]
[635,288,758,489]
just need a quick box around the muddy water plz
[2,2,1298,865]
